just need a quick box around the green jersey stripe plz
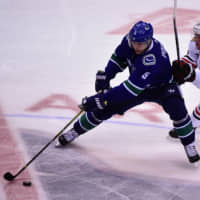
[111,54,127,70]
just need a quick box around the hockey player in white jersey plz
[169,22,200,138]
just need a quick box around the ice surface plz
[1,0,200,199]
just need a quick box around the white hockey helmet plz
[193,22,200,35]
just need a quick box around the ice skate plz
[184,142,200,163]
[55,128,79,147]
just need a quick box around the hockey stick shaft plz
[4,109,83,180]
[173,0,180,61]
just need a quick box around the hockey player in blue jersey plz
[56,21,200,163]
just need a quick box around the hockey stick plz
[3,109,84,181]
[173,0,194,81]
[173,0,180,61]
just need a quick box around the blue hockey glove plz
[95,70,110,93]
[172,60,195,84]
[79,95,107,112]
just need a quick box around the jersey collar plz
[146,39,154,52]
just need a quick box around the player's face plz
[131,40,150,55]
[194,34,200,50]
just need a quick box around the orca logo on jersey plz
[143,54,156,66]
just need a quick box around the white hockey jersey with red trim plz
[184,40,200,88]
[186,41,200,69]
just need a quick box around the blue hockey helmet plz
[128,21,153,43]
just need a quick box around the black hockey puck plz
[22,181,32,186]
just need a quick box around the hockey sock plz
[173,114,195,146]
[74,111,103,135]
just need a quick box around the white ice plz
[1,0,200,199]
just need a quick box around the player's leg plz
[161,84,199,163]
[56,111,104,146]
[168,103,200,139]
[191,104,200,128]
[56,85,144,147]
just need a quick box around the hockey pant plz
[74,83,194,146]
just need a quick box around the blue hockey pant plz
[74,83,194,146]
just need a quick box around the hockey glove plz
[172,60,195,85]
[95,70,111,93]
[79,95,108,112]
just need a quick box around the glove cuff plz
[79,95,107,112]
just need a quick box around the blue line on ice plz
[2,113,171,130]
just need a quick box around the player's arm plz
[95,36,129,93]
[192,69,200,89]
[80,70,147,112]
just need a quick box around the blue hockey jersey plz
[105,36,173,97]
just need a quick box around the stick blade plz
[4,172,15,181]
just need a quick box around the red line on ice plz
[0,106,40,200]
